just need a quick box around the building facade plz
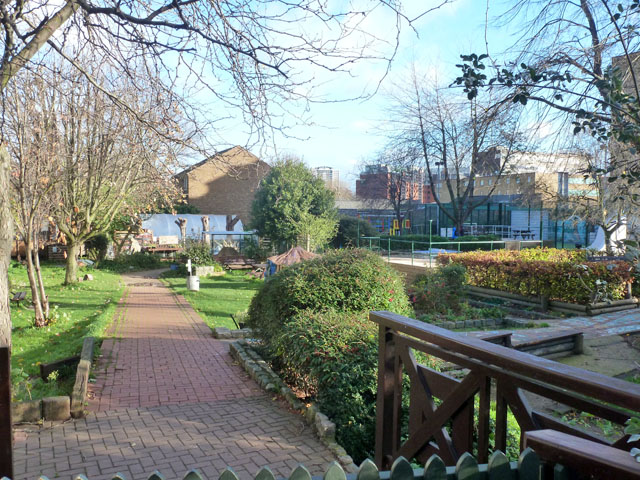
[174,146,270,226]
[312,166,340,189]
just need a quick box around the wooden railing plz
[371,311,640,470]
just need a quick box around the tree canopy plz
[250,159,336,250]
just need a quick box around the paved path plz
[14,271,335,480]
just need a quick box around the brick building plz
[356,165,425,202]
[174,146,270,225]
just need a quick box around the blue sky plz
[204,0,519,189]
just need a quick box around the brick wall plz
[176,147,270,226]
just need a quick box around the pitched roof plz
[267,246,318,266]
[175,146,263,176]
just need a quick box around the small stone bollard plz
[42,396,71,421]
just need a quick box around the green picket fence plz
[10,450,553,480]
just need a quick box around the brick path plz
[14,272,336,480]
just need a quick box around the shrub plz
[332,216,379,248]
[409,264,467,315]
[98,252,166,272]
[180,240,216,265]
[247,249,411,461]
[247,249,411,346]
[243,237,272,261]
[438,248,633,304]
[274,310,379,462]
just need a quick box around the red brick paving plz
[88,275,262,411]
[14,271,336,480]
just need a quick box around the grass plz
[9,261,123,402]
[161,270,262,330]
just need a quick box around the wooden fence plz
[0,346,12,480]
[371,311,640,473]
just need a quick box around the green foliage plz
[247,249,411,346]
[98,252,167,272]
[243,237,272,261]
[332,216,379,248]
[295,211,339,251]
[180,240,217,265]
[247,249,411,461]
[410,264,467,315]
[438,248,633,304]
[474,400,521,461]
[250,158,336,247]
[625,416,640,462]
[85,233,110,262]
[154,202,201,214]
[273,310,379,461]
[9,263,122,401]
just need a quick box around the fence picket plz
[73,475,90,480]
[486,451,510,480]
[390,457,413,480]
[356,459,380,480]
[288,465,312,480]
[323,461,346,480]
[109,474,126,480]
[182,470,203,480]
[255,467,276,480]
[219,468,240,480]
[454,453,479,480]
[147,472,165,480]
[423,455,446,480]
[516,448,539,480]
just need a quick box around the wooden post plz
[375,324,401,469]
[0,347,13,479]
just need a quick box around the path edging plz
[71,337,95,418]
[229,340,358,473]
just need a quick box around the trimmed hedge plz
[247,249,411,461]
[438,248,634,304]
[247,249,411,346]
[275,310,379,462]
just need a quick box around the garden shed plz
[266,246,317,277]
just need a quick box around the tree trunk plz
[64,241,81,285]
[456,219,465,237]
[603,228,614,256]
[32,233,49,318]
[24,240,46,327]
[0,146,12,347]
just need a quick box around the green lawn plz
[9,262,123,401]
[161,271,262,330]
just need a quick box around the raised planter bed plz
[467,285,638,316]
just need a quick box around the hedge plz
[437,248,634,304]
[274,310,379,462]
[247,249,411,346]
[247,249,411,462]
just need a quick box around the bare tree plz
[456,1,640,182]
[0,0,455,345]
[390,74,524,236]
[5,70,61,325]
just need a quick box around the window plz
[182,176,189,193]
[528,176,532,183]
[488,179,493,185]
[506,177,510,184]
[480,180,485,186]
[516,177,521,184]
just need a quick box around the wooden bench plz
[524,429,640,480]
[10,291,26,306]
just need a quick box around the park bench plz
[10,291,26,306]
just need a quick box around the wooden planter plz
[467,285,638,316]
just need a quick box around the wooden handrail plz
[371,311,640,470]
[370,311,640,411]
[524,429,640,480]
